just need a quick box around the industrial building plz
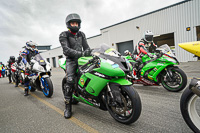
[41,0,200,67]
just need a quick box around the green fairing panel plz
[110,78,132,85]
[141,56,178,82]
[58,58,66,70]
[94,59,125,77]
[142,55,151,62]
[79,56,127,77]
[72,94,94,106]
[78,56,93,66]
[84,73,109,96]
[123,56,134,62]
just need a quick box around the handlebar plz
[79,56,100,73]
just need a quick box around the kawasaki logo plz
[88,86,95,93]
[94,72,105,78]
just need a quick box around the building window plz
[58,55,63,59]
[36,46,51,50]
[52,57,56,67]
[47,58,50,63]
[196,26,200,41]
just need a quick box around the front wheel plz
[19,73,24,85]
[106,85,142,124]
[161,67,187,92]
[41,77,53,98]
[180,87,200,133]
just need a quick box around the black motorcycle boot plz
[15,76,19,87]
[63,83,73,119]
[64,102,72,119]
[15,82,19,87]
[9,76,12,83]
[24,87,29,96]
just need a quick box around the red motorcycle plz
[11,63,17,83]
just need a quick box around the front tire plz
[41,77,53,98]
[161,67,187,92]
[180,87,200,133]
[106,85,142,124]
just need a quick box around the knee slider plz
[67,77,74,84]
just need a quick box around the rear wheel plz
[106,85,142,124]
[180,87,200,133]
[161,67,187,92]
[41,77,53,98]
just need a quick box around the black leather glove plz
[147,53,153,58]
[83,49,92,57]
[76,51,83,58]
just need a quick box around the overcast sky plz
[0,0,183,64]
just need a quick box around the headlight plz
[38,66,45,72]
[112,64,119,68]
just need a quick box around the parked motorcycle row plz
[5,53,53,98]
[2,43,200,132]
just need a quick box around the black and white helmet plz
[143,30,154,42]
[65,13,81,33]
[26,41,37,51]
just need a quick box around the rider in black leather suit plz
[15,55,22,87]
[7,56,15,83]
[59,13,91,119]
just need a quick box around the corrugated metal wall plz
[88,0,200,62]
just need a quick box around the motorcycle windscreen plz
[34,54,46,66]
[92,43,121,57]
[92,43,130,74]
[156,44,175,57]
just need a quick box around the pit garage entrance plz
[117,40,133,56]
[153,33,175,47]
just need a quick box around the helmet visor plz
[145,35,153,42]
[31,45,36,49]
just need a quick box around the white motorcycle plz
[180,78,200,133]
[18,61,25,85]
[29,54,53,97]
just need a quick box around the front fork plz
[39,73,50,91]
[107,83,123,106]
[165,67,174,81]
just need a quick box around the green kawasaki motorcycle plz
[125,44,187,92]
[59,44,141,125]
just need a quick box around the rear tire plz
[180,87,200,133]
[161,67,187,92]
[106,85,142,124]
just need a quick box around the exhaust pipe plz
[190,79,200,97]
